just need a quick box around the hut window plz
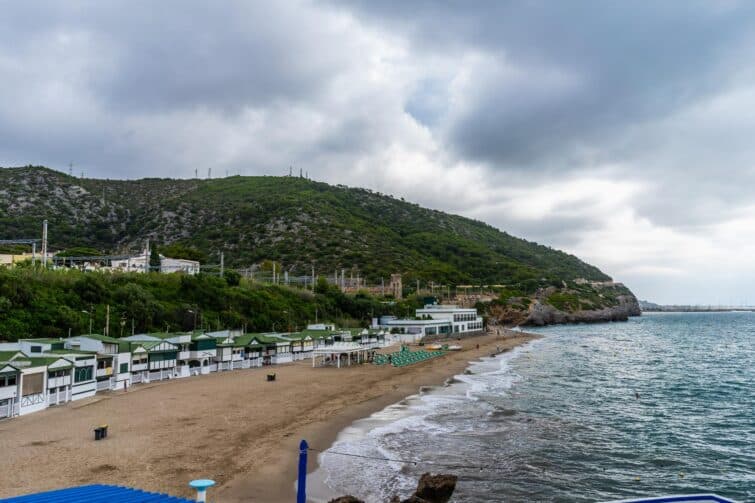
[0,375,17,387]
[22,373,43,396]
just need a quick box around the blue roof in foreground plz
[0,484,193,503]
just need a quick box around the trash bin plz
[94,427,103,441]
[100,424,108,438]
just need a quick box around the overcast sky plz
[2,1,754,304]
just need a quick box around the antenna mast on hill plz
[208,168,211,179]
[68,162,73,177]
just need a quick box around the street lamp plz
[81,307,93,334]
[187,309,198,331]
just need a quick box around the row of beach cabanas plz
[0,326,389,419]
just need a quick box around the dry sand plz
[0,331,538,502]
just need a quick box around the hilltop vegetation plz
[0,166,609,294]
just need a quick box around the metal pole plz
[41,220,48,267]
[145,239,150,273]
[297,439,308,503]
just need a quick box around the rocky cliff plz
[486,282,641,327]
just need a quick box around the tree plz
[149,245,161,272]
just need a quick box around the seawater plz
[312,312,754,502]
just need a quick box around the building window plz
[119,363,128,373]
[30,346,42,353]
[0,375,17,387]
[22,373,44,396]
[74,366,94,383]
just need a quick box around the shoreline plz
[0,330,538,502]
[216,329,539,503]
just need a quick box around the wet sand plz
[0,330,538,502]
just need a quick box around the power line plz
[307,446,494,471]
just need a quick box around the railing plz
[96,379,112,391]
[20,393,45,406]
[96,367,113,378]
[208,364,218,372]
[47,376,72,388]
[232,361,243,370]
[131,363,148,372]
[0,401,18,418]
[131,373,143,384]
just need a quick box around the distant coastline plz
[639,300,755,312]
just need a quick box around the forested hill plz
[0,165,610,289]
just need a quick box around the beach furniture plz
[188,480,215,502]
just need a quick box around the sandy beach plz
[0,330,538,502]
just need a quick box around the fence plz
[96,379,113,391]
[0,400,18,419]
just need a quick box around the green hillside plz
[0,166,609,292]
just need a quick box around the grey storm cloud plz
[335,1,755,168]
[2,0,755,303]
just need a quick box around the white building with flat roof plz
[380,304,484,342]
[110,249,200,275]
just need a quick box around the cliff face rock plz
[524,292,641,326]
[487,281,641,327]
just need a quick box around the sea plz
[311,312,754,502]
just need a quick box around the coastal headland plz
[0,330,538,502]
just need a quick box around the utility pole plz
[416,279,420,295]
[144,239,150,273]
[381,277,385,297]
[41,220,48,268]
[32,242,36,266]
[272,261,276,284]
[220,252,224,277]
[311,264,315,292]
[105,305,110,337]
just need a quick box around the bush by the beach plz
[0,267,419,341]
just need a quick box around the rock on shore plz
[329,472,458,503]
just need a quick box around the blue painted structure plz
[0,484,193,503]
[606,495,737,503]
[297,439,308,503]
